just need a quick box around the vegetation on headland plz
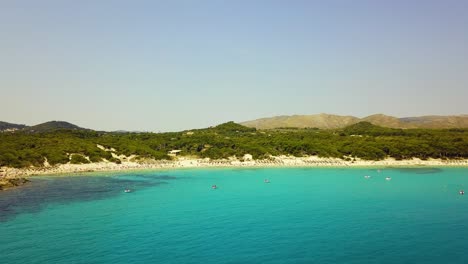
[0,121,467,169]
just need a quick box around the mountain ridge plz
[2,114,468,132]
[241,114,468,129]
[0,121,27,132]
[0,121,89,133]
[24,121,88,132]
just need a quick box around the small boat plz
[212,185,217,189]
[264,179,270,183]
[460,190,465,195]
[364,175,371,179]
[385,177,391,181]
[124,189,131,193]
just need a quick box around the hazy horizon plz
[3,112,468,132]
[2,1,468,131]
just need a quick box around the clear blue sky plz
[1,0,467,131]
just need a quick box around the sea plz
[1,167,468,264]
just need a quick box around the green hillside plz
[0,122,467,168]
[23,121,87,133]
[0,121,27,131]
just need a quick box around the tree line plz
[0,121,467,168]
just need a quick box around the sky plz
[1,0,468,131]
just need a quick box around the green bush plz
[70,154,90,164]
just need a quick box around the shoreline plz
[2,156,468,179]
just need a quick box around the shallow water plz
[1,168,467,263]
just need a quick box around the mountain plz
[241,114,468,129]
[361,114,403,128]
[212,121,256,132]
[240,114,360,129]
[399,115,468,129]
[23,121,89,133]
[0,121,27,132]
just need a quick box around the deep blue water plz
[1,167,468,264]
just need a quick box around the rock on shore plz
[0,178,30,190]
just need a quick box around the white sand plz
[1,156,467,178]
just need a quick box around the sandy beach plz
[1,156,468,179]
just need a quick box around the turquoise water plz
[1,167,468,263]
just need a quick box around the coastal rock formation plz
[0,177,30,190]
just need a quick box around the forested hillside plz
[1,122,467,168]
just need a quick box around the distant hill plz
[212,121,256,132]
[241,114,359,130]
[23,121,88,133]
[241,114,468,129]
[362,114,403,128]
[399,115,468,129]
[0,120,89,133]
[0,121,27,132]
